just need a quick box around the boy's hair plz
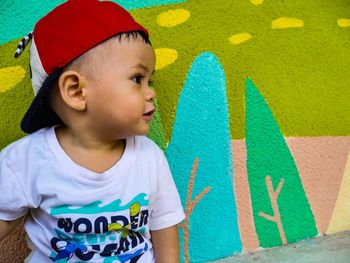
[65,31,151,75]
[16,0,149,134]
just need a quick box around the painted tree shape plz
[258,175,286,245]
[180,158,211,263]
[166,52,242,262]
[245,78,318,247]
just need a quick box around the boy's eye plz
[132,76,142,84]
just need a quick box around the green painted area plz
[0,39,32,150]
[147,100,166,150]
[246,79,318,247]
[131,0,350,139]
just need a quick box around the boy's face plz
[83,35,156,139]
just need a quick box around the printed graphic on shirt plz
[49,193,150,262]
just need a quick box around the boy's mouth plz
[143,109,155,121]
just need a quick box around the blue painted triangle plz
[166,52,242,262]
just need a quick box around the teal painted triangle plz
[245,78,318,247]
[166,52,242,262]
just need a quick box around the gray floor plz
[210,231,350,263]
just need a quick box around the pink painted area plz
[232,140,260,251]
[285,136,350,234]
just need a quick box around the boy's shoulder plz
[133,136,168,165]
[134,136,164,154]
[0,128,50,161]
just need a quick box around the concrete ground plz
[210,231,350,263]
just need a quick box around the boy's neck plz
[54,126,126,174]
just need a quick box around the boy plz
[0,0,185,262]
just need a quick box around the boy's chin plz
[134,126,150,136]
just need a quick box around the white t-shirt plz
[0,127,185,263]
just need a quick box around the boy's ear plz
[58,70,87,111]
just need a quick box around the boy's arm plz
[151,224,180,263]
[0,217,23,241]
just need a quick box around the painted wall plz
[0,0,349,262]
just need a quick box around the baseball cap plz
[16,0,149,133]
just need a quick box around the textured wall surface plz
[0,0,349,262]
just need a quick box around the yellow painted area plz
[156,9,190,27]
[326,152,350,234]
[337,19,350,28]
[155,48,178,70]
[250,0,264,5]
[0,66,26,93]
[271,17,304,29]
[228,33,252,45]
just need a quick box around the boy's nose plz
[146,88,156,102]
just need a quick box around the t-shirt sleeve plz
[0,156,29,221]
[149,154,185,231]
